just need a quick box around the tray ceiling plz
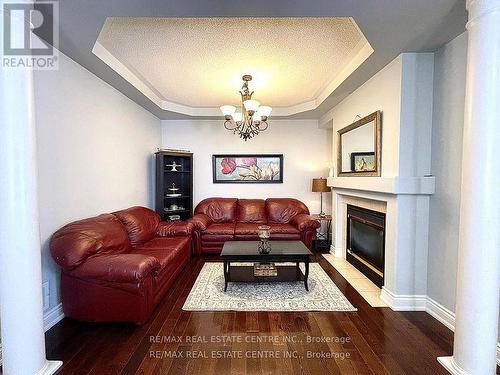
[94,17,372,116]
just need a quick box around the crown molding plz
[92,37,373,118]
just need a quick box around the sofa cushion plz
[194,198,237,223]
[50,214,131,271]
[236,199,266,223]
[70,253,160,284]
[113,206,161,247]
[266,198,310,224]
[234,223,260,235]
[269,224,301,235]
[133,237,191,299]
[204,223,236,235]
[133,243,188,271]
[269,224,301,240]
[234,223,260,240]
[140,237,191,251]
[201,223,236,242]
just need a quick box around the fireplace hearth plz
[346,205,385,287]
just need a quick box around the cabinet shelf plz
[163,209,190,213]
[155,151,193,221]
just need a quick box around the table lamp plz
[312,178,330,217]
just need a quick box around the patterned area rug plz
[182,263,357,312]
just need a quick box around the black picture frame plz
[350,152,375,172]
[212,154,284,183]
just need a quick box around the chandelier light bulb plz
[253,114,262,123]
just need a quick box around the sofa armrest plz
[189,214,213,231]
[155,221,193,237]
[291,214,321,231]
[70,254,160,284]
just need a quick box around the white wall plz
[326,55,403,176]
[427,32,467,313]
[34,52,161,314]
[161,120,332,214]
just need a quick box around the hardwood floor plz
[45,255,457,375]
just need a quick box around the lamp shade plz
[312,178,330,192]
[233,112,243,122]
[243,99,260,112]
[220,105,236,116]
[258,105,272,117]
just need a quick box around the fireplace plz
[346,205,385,288]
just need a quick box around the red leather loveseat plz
[50,206,192,324]
[190,198,320,255]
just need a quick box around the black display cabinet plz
[155,151,193,221]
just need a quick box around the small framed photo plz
[350,152,375,172]
[212,154,283,183]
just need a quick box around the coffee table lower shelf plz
[223,262,309,292]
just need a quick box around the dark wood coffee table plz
[220,240,312,292]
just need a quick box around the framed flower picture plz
[212,154,283,183]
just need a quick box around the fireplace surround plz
[346,205,385,288]
[328,185,434,311]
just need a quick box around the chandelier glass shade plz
[220,75,272,141]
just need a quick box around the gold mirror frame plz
[336,111,381,177]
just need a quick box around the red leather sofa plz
[190,198,320,255]
[50,206,192,324]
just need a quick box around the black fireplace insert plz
[346,205,385,288]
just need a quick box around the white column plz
[438,0,500,374]
[0,12,62,375]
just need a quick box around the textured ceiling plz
[96,17,368,109]
[38,0,467,120]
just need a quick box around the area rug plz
[182,263,357,312]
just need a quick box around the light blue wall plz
[427,32,467,311]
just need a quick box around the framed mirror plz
[337,111,381,177]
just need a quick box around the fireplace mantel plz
[327,176,435,195]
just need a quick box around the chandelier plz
[220,75,272,141]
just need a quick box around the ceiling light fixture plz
[220,75,272,141]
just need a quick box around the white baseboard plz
[44,303,65,331]
[380,287,427,311]
[38,360,63,375]
[437,356,468,375]
[425,296,455,331]
[425,296,500,366]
